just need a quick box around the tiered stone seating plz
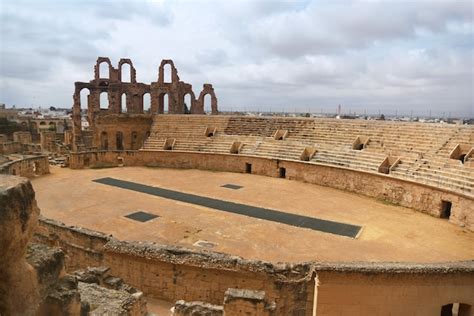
[141,115,474,195]
[389,126,474,194]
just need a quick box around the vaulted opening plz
[121,93,127,113]
[100,131,108,150]
[159,93,169,113]
[163,63,172,83]
[204,127,216,137]
[352,136,369,150]
[440,200,452,219]
[184,93,192,113]
[274,129,288,140]
[245,163,252,174]
[143,93,151,113]
[279,167,286,178]
[79,88,90,131]
[131,131,138,150]
[116,131,124,150]
[449,144,471,165]
[99,62,109,79]
[100,92,109,109]
[204,94,211,114]
[163,138,175,150]
[121,63,131,83]
[441,303,471,316]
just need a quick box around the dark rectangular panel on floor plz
[93,177,362,238]
[221,184,243,190]
[125,211,159,222]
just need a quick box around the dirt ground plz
[32,166,474,263]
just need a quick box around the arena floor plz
[32,166,474,263]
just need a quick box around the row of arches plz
[98,61,173,83]
[79,89,213,113]
[100,130,147,151]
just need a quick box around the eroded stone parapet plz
[172,300,223,316]
[104,239,315,280]
[0,175,40,315]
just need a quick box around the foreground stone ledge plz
[104,239,315,280]
[173,300,224,316]
[39,215,474,274]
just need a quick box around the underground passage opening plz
[441,303,472,316]
[279,167,286,178]
[245,163,252,174]
[440,200,452,219]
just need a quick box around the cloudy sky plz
[0,0,473,117]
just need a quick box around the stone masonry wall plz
[0,175,41,315]
[34,216,474,316]
[34,218,315,316]
[0,155,50,178]
[314,265,474,316]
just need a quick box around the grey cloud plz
[194,49,228,66]
[247,0,474,59]
[0,0,472,117]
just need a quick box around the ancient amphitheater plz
[1,58,473,316]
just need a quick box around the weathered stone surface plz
[27,243,65,298]
[0,175,40,315]
[36,274,82,316]
[78,282,147,315]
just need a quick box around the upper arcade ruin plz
[72,57,218,151]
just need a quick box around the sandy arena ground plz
[32,166,474,263]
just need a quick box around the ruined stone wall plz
[67,150,474,231]
[0,175,41,315]
[72,57,217,150]
[0,141,22,154]
[314,265,474,316]
[1,176,148,315]
[34,217,108,271]
[34,219,314,315]
[13,131,32,144]
[92,114,153,150]
[40,131,56,152]
[0,155,49,178]
[34,215,474,316]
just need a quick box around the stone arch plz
[95,57,112,80]
[100,91,109,109]
[48,122,56,131]
[159,93,169,113]
[131,131,138,150]
[441,303,471,316]
[118,59,136,83]
[116,131,124,150]
[203,94,212,113]
[158,59,179,84]
[79,88,90,110]
[100,131,108,150]
[183,92,195,114]
[143,93,151,113]
[197,84,218,115]
[121,93,127,113]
